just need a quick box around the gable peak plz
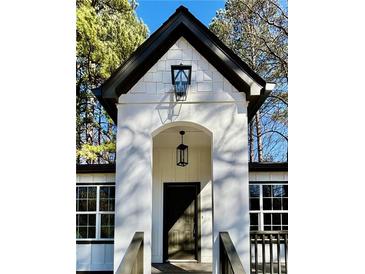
[176,5,189,13]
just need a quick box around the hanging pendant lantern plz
[171,64,192,101]
[176,131,188,167]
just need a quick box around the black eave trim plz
[76,164,116,173]
[75,163,287,173]
[76,271,113,274]
[76,182,115,186]
[249,162,288,172]
[76,240,114,244]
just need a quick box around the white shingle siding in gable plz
[128,37,238,95]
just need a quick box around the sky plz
[135,0,226,34]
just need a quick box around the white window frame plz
[249,181,288,231]
[76,183,115,241]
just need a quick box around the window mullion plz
[259,184,264,231]
[96,186,100,240]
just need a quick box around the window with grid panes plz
[76,185,115,240]
[99,186,115,238]
[249,183,288,231]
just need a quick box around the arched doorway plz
[152,122,213,264]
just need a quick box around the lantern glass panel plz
[171,65,191,101]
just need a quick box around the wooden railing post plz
[254,234,258,273]
[219,232,247,274]
[116,232,144,274]
[262,234,266,274]
[277,234,281,274]
[284,233,288,273]
[250,231,288,274]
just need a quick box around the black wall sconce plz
[171,64,192,101]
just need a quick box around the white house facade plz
[76,163,288,274]
[77,6,287,274]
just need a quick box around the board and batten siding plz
[76,244,114,271]
[76,173,115,272]
[152,146,213,263]
[249,171,288,182]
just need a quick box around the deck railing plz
[220,232,247,274]
[250,231,288,274]
[116,232,144,274]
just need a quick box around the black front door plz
[163,183,199,261]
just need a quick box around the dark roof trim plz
[247,88,271,121]
[94,6,271,124]
[76,271,113,274]
[92,87,117,126]
[76,240,114,245]
[76,164,116,173]
[76,162,287,174]
[249,162,288,172]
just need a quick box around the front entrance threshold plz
[152,263,212,274]
[167,259,198,263]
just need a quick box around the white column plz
[211,115,250,274]
[113,114,152,274]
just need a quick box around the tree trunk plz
[98,103,102,164]
[255,111,263,162]
[249,121,255,162]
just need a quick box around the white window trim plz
[76,184,115,241]
[249,181,288,231]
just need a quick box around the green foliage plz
[77,142,116,162]
[76,0,148,85]
[76,0,148,164]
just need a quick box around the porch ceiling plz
[153,126,210,148]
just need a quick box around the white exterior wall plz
[152,145,212,263]
[76,173,115,272]
[249,171,288,182]
[76,173,115,184]
[76,244,114,271]
[114,37,250,274]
